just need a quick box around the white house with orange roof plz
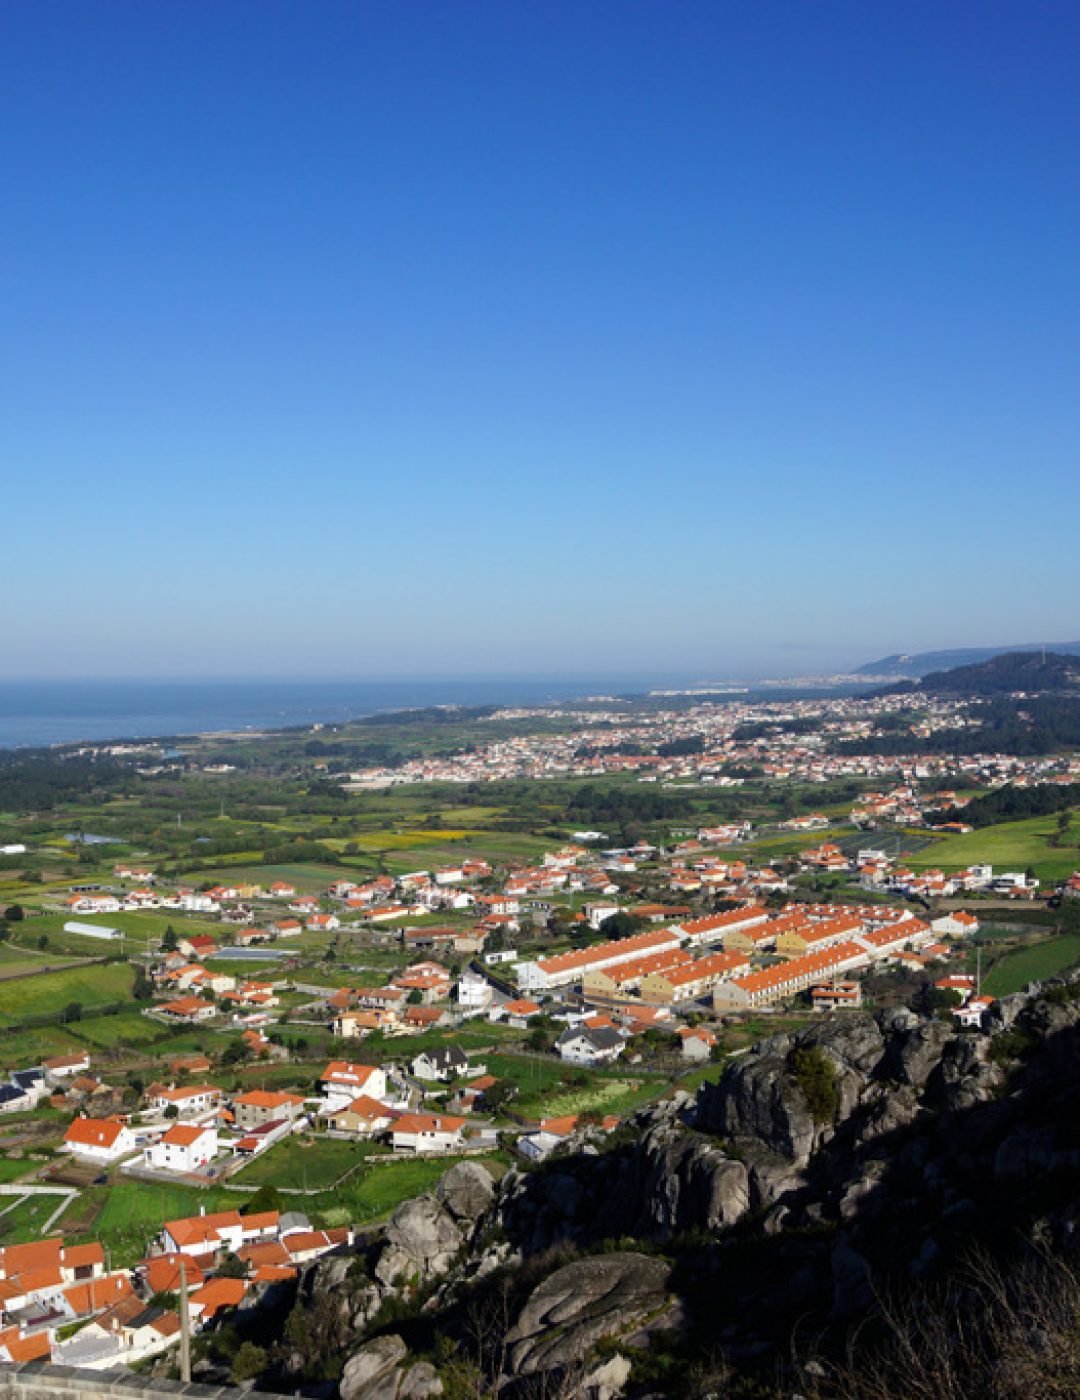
[390,1112,467,1154]
[145,1123,218,1174]
[318,1061,387,1111]
[63,1117,136,1164]
[930,911,981,937]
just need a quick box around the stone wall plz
[0,1362,256,1400]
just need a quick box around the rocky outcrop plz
[627,1124,749,1235]
[371,1163,497,1290]
[300,983,1080,1399]
[340,1335,443,1400]
[435,1160,496,1222]
[502,1251,672,1380]
[375,1196,465,1288]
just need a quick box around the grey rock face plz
[631,1126,749,1235]
[503,1251,671,1378]
[376,1196,464,1286]
[582,1352,633,1398]
[435,1160,496,1223]
[340,1335,408,1400]
[830,1236,872,1318]
[701,1044,816,1164]
[925,1033,1006,1112]
[397,1362,444,1398]
[883,1018,953,1089]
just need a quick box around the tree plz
[217,1252,248,1279]
[164,1104,178,1119]
[162,925,179,952]
[243,1183,284,1215]
[4,904,24,922]
[231,1342,268,1384]
[601,912,647,941]
[481,1081,516,1115]
[63,1001,83,1023]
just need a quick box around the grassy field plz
[0,1025,88,1071]
[981,934,1080,997]
[60,1180,238,1267]
[519,1076,667,1120]
[907,813,1080,884]
[182,861,365,892]
[482,1052,670,1121]
[0,945,57,977]
[59,1153,511,1260]
[0,962,136,1028]
[0,1192,67,1244]
[233,1136,378,1190]
[0,1157,36,1184]
[10,910,225,957]
[69,1008,170,1048]
[314,1152,510,1229]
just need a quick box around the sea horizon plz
[0,674,703,750]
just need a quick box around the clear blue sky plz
[3,2,1078,679]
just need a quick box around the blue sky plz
[3,2,1078,680]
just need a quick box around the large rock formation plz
[502,1251,672,1380]
[291,981,1080,1398]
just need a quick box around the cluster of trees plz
[946,783,1080,829]
[261,839,336,865]
[0,754,132,812]
[833,696,1080,758]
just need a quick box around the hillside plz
[914,649,1080,696]
[263,980,1080,1399]
[857,640,1080,679]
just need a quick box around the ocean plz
[0,677,676,750]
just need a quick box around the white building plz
[145,1123,218,1173]
[63,1117,136,1163]
[319,1061,387,1112]
[63,921,124,941]
[455,970,493,1015]
[391,1113,466,1154]
[555,1025,625,1066]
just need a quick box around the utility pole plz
[178,1255,192,1382]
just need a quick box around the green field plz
[0,1025,89,1071]
[523,1076,666,1120]
[182,861,365,892]
[981,934,1080,997]
[233,1136,378,1190]
[61,1180,239,1267]
[0,1158,37,1184]
[10,910,225,957]
[0,946,55,977]
[482,1052,670,1121]
[316,1153,509,1228]
[58,1154,510,1261]
[0,1192,67,1244]
[907,813,1080,884]
[69,1008,171,1048]
[0,962,136,1028]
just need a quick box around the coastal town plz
[1,668,1079,1379]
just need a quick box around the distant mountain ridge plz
[857,639,1080,678]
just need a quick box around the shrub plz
[789,1045,839,1124]
[230,1341,267,1383]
